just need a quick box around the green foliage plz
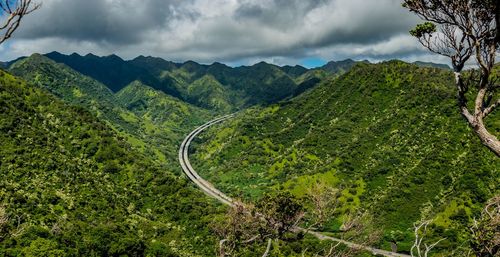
[0,69,220,256]
[192,61,500,253]
[37,52,327,112]
[410,22,437,38]
[22,238,65,257]
[256,191,304,237]
[9,55,212,165]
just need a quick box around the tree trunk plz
[472,118,500,157]
[455,72,500,157]
[496,0,500,44]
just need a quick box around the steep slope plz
[115,80,212,159]
[9,54,211,164]
[191,61,499,252]
[0,70,219,256]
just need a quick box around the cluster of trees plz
[211,188,499,256]
[211,184,381,257]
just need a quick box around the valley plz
[0,1,499,256]
[0,52,498,256]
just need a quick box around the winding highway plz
[178,115,411,257]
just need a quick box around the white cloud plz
[0,0,447,66]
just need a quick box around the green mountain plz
[279,64,309,78]
[412,61,451,70]
[0,69,220,256]
[318,59,450,74]
[3,52,344,257]
[190,61,499,253]
[115,80,212,159]
[35,52,314,111]
[3,51,493,255]
[9,54,211,164]
[319,59,367,74]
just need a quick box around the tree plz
[304,181,341,230]
[403,0,500,156]
[211,202,264,257]
[411,220,445,257]
[255,191,305,238]
[469,195,500,257]
[0,0,40,44]
[211,192,305,256]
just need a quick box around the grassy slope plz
[115,80,212,162]
[191,61,500,252]
[0,69,221,256]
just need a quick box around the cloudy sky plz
[0,0,449,67]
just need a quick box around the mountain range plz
[1,52,485,256]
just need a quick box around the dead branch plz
[261,239,272,257]
[0,0,40,44]
[411,220,445,257]
[470,195,500,256]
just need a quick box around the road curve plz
[178,115,411,257]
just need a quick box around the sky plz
[0,0,450,67]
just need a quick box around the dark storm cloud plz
[16,0,193,44]
[234,0,328,30]
[1,0,437,65]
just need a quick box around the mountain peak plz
[84,53,98,58]
[106,54,123,61]
[320,59,361,74]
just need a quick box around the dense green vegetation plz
[2,50,494,256]
[3,54,360,256]
[191,61,499,253]
[0,66,379,256]
[9,54,211,165]
[0,69,223,256]
[38,52,333,112]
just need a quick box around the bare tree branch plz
[470,195,500,256]
[261,239,272,257]
[0,0,40,44]
[411,220,445,257]
[483,98,500,117]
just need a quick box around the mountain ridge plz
[2,52,451,113]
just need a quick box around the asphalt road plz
[178,115,411,257]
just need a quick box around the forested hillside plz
[2,51,492,255]
[0,54,364,257]
[9,54,211,164]
[191,61,500,252]
[0,69,222,256]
